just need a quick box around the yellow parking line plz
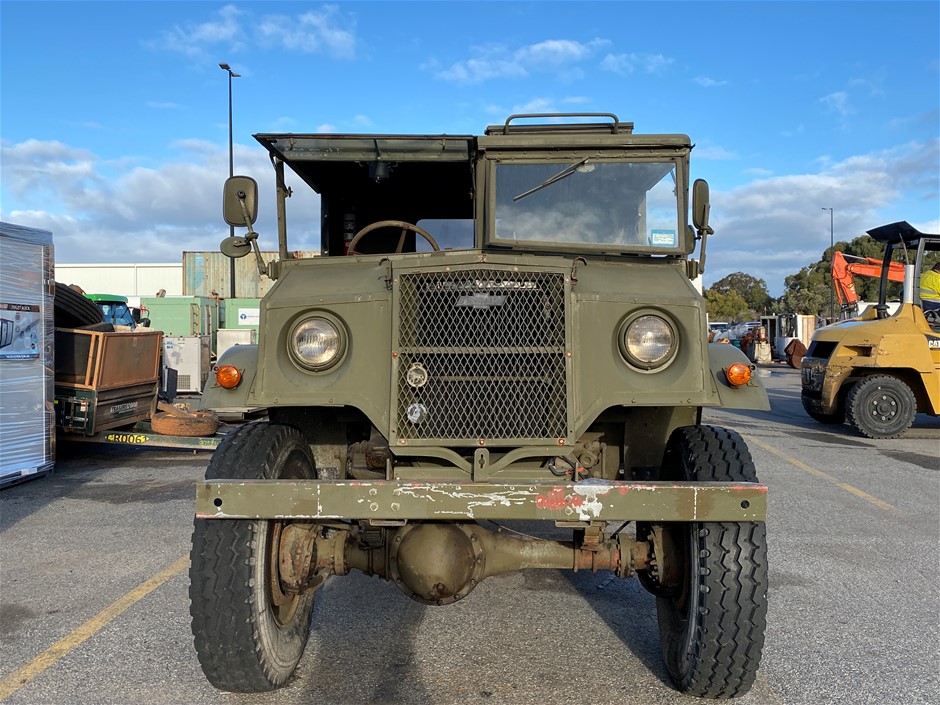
[0,554,189,701]
[744,434,898,512]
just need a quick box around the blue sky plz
[1,1,937,296]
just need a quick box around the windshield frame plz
[483,153,689,256]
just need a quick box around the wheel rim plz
[867,388,899,424]
[266,521,301,627]
[264,447,316,627]
[656,522,697,674]
[675,524,698,674]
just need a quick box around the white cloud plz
[694,145,739,161]
[258,5,357,59]
[820,91,853,116]
[147,4,245,58]
[148,4,357,60]
[781,123,806,138]
[516,39,605,65]
[702,139,939,296]
[435,38,610,84]
[436,46,528,83]
[694,77,727,88]
[0,138,321,263]
[600,52,672,75]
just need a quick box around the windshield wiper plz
[513,157,591,202]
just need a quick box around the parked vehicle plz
[192,113,770,698]
[802,222,940,438]
[84,293,149,329]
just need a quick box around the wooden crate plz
[55,328,162,390]
[54,328,163,434]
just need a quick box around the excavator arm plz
[832,251,905,318]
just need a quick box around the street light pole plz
[219,62,240,299]
[822,207,834,322]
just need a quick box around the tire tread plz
[844,375,916,439]
[659,425,767,699]
[190,422,315,692]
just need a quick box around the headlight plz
[621,314,676,370]
[289,316,345,371]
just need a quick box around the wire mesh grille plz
[396,269,567,441]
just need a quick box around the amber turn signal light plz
[725,362,752,387]
[216,365,242,389]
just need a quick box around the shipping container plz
[182,251,318,299]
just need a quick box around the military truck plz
[191,113,770,698]
[801,222,940,438]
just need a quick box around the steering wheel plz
[346,220,440,255]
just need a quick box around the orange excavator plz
[832,250,905,320]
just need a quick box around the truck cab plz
[84,293,148,329]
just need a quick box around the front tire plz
[190,422,317,692]
[653,425,767,698]
[845,375,916,439]
[801,395,845,425]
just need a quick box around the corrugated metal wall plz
[182,251,319,298]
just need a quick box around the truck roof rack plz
[485,113,634,136]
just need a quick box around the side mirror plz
[220,235,252,258]
[692,179,711,233]
[223,176,259,227]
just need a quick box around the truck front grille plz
[396,269,568,442]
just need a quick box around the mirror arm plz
[696,224,713,272]
[236,194,257,237]
[248,234,269,279]
[236,195,270,279]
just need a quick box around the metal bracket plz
[473,448,490,482]
[570,256,587,285]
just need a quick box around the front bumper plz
[801,357,826,393]
[196,479,767,523]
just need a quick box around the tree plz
[705,288,749,321]
[779,264,829,317]
[710,272,773,314]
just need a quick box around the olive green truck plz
[192,113,770,698]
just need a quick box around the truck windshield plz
[493,160,680,251]
[96,303,135,327]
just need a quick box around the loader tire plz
[845,375,916,439]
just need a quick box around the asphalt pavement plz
[0,365,937,705]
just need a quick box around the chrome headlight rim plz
[287,312,348,372]
[618,312,679,372]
